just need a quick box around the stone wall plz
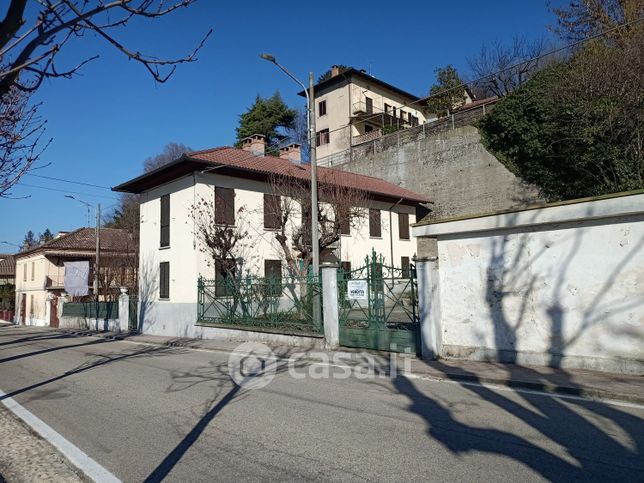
[322,124,542,223]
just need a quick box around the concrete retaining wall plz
[413,191,644,374]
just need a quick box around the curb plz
[18,327,643,406]
[121,334,644,405]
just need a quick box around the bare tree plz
[144,142,191,173]
[0,1,209,196]
[468,36,550,98]
[267,173,368,277]
[0,86,50,196]
[189,195,252,278]
[0,1,211,97]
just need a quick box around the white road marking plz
[0,389,121,483]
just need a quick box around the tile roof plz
[185,147,430,203]
[15,228,135,258]
[0,254,15,277]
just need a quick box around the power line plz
[318,16,644,139]
[17,182,120,200]
[25,173,112,190]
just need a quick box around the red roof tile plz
[186,147,430,203]
[15,228,135,258]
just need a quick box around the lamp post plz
[260,54,321,326]
[65,195,100,300]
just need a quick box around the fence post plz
[118,288,129,333]
[415,253,442,360]
[321,264,340,349]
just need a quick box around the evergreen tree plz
[426,65,468,117]
[317,65,349,83]
[39,228,54,243]
[22,230,37,250]
[235,92,296,154]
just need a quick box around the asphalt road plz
[1,326,643,483]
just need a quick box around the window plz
[411,115,419,127]
[263,194,281,229]
[30,294,34,315]
[316,129,330,146]
[369,209,381,237]
[339,207,351,235]
[159,262,170,299]
[31,261,35,281]
[160,194,170,247]
[23,263,26,282]
[364,124,374,133]
[398,213,410,240]
[264,260,282,296]
[215,187,235,225]
[215,259,235,297]
[365,96,373,114]
[384,103,391,114]
[340,261,351,273]
[318,100,327,117]
[401,256,410,279]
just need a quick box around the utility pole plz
[309,72,321,329]
[94,203,100,301]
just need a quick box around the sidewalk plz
[112,331,644,404]
[8,325,644,404]
[0,407,82,483]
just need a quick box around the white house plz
[113,135,430,339]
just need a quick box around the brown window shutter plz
[160,195,170,247]
[264,194,281,229]
[339,207,350,235]
[398,213,410,239]
[215,187,235,225]
[159,262,169,299]
[369,209,381,237]
[401,256,410,278]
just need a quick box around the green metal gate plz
[128,296,138,332]
[338,250,420,354]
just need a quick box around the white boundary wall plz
[413,192,644,374]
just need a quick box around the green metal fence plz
[197,274,322,335]
[61,301,118,319]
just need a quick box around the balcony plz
[45,275,64,289]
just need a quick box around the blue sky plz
[0,0,560,247]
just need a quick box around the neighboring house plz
[14,228,136,326]
[0,254,16,316]
[300,65,473,158]
[113,134,430,338]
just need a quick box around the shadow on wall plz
[481,208,644,370]
[138,257,159,333]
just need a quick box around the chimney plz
[241,134,266,156]
[331,65,341,78]
[279,143,302,163]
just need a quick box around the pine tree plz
[39,228,53,243]
[235,92,296,154]
[22,230,37,250]
[426,65,468,117]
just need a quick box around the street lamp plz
[64,195,100,300]
[260,53,321,326]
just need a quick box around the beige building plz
[113,135,430,339]
[303,66,475,161]
[13,228,136,326]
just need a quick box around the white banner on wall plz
[64,261,90,296]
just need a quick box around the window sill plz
[159,297,170,301]
[369,236,383,240]
[263,227,281,232]
[159,246,171,250]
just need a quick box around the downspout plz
[388,198,404,283]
